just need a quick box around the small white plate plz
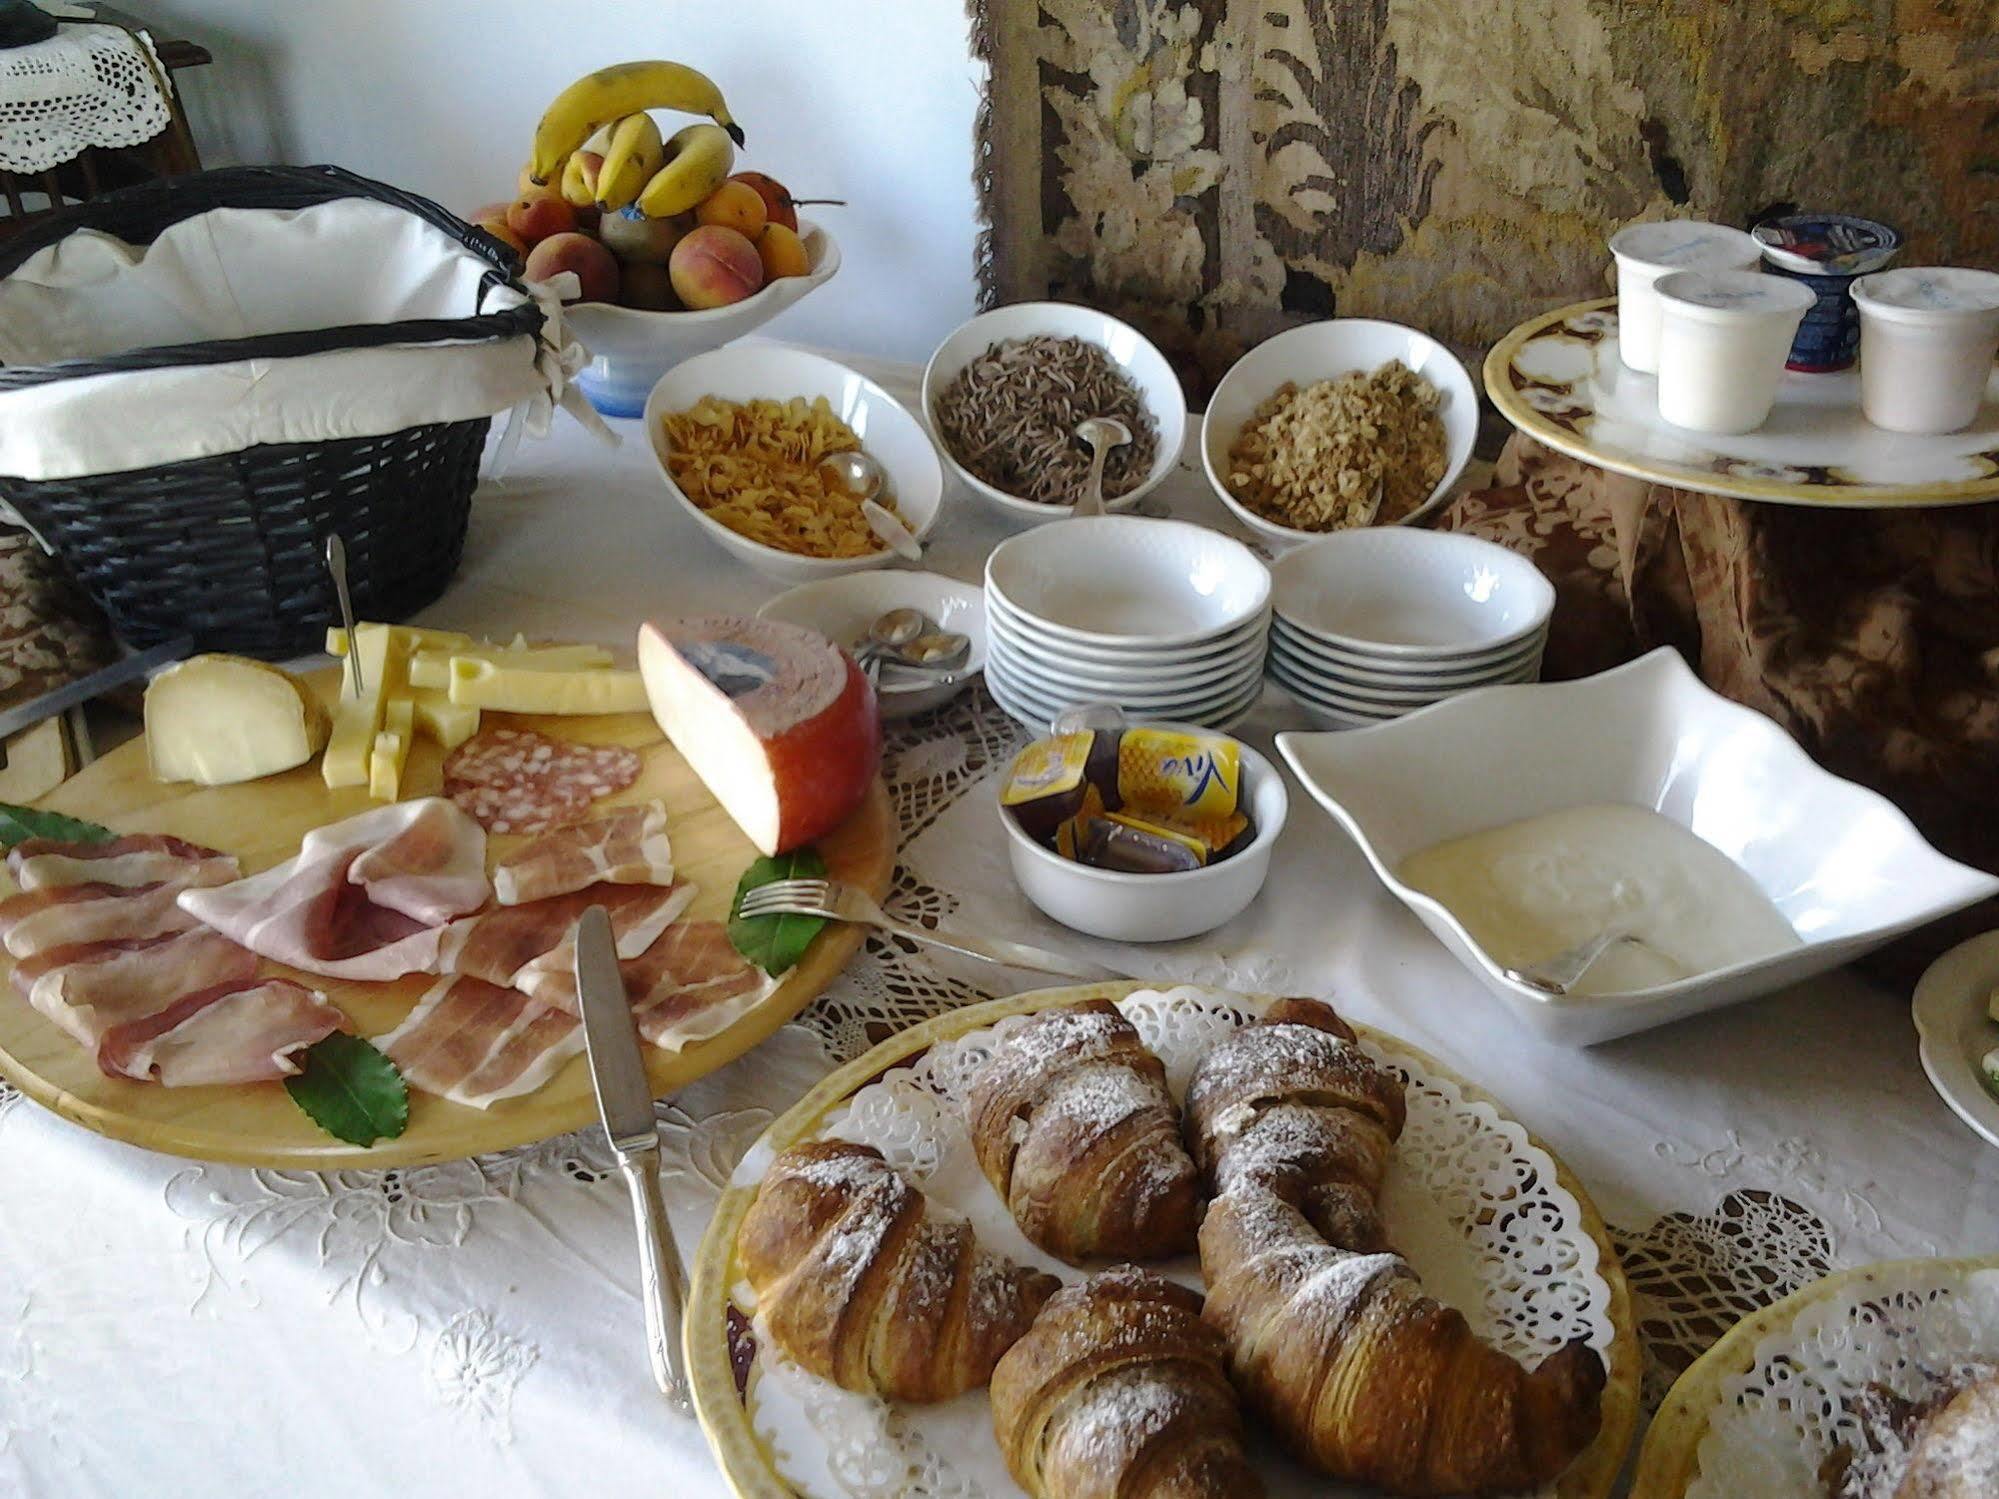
[1912,931,1999,1150]
[1269,615,1546,682]
[1201,317,1480,545]
[921,301,1187,522]
[986,516,1272,647]
[1270,527,1555,658]
[756,571,987,720]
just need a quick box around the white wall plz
[143,0,985,363]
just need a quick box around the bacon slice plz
[97,978,348,1086]
[6,834,239,893]
[12,929,260,1046]
[0,879,199,959]
[491,802,675,906]
[438,881,696,1008]
[375,976,582,1110]
[179,799,489,981]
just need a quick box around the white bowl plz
[1269,615,1545,682]
[569,221,840,419]
[987,590,1271,668]
[1201,318,1478,546]
[993,630,1267,693]
[1911,932,1999,1151]
[643,344,944,584]
[1269,648,1540,707]
[986,516,1271,647]
[989,638,1264,714]
[999,727,1288,941]
[988,665,1265,737]
[921,301,1186,521]
[1272,528,1555,658]
[755,571,986,720]
[1277,648,1999,1045]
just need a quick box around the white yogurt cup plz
[1652,270,1814,435]
[1608,220,1763,373]
[1850,267,1999,435]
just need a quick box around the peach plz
[731,172,798,232]
[523,231,620,303]
[517,160,543,193]
[694,179,767,237]
[756,223,810,281]
[506,188,576,245]
[475,217,529,259]
[669,225,764,309]
[561,151,603,209]
[467,199,513,225]
[618,260,679,311]
[598,208,688,265]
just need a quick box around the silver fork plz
[737,877,1130,982]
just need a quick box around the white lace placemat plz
[1687,1262,1999,1497]
[0,21,173,174]
[725,985,1617,1499]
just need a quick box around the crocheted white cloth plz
[0,20,172,174]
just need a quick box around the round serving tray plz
[1631,1254,1999,1497]
[0,668,894,1169]
[686,981,1642,1499]
[1484,298,1999,506]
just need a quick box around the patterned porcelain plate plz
[1911,931,1999,1152]
[686,982,1641,1498]
[1632,1255,1999,1497]
[1484,298,1999,506]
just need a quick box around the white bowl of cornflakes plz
[643,344,945,583]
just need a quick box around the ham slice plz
[0,879,198,959]
[375,976,582,1110]
[620,919,777,1052]
[12,928,260,1046]
[439,881,696,1008]
[179,799,489,981]
[6,834,239,893]
[491,801,675,906]
[97,978,347,1086]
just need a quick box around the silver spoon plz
[820,451,922,561]
[874,630,972,692]
[323,533,363,699]
[1503,927,1657,996]
[855,607,931,685]
[1070,416,1133,519]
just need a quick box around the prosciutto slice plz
[97,978,347,1086]
[438,881,696,1007]
[12,928,260,1046]
[623,920,777,1051]
[491,802,675,906]
[375,977,582,1110]
[0,879,199,959]
[6,834,239,893]
[179,799,489,981]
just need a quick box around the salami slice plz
[443,728,642,835]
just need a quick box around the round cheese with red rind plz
[638,616,881,856]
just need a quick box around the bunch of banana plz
[530,60,744,185]
[595,112,664,211]
[636,123,735,218]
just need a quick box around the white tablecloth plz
[2,348,1993,1498]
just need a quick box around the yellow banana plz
[636,123,735,218]
[595,112,664,211]
[530,61,743,182]
[559,151,598,209]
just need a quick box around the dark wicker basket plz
[0,165,542,658]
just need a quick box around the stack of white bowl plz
[1266,529,1555,728]
[983,516,1272,732]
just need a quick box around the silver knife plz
[573,905,691,1410]
[0,634,193,768]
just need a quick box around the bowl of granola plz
[1201,319,1477,547]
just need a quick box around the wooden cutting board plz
[0,668,894,1170]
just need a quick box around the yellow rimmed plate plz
[686,981,1642,1498]
[1485,298,1999,506]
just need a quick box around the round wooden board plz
[0,668,894,1169]
[1629,1253,1999,1498]
[685,983,1642,1499]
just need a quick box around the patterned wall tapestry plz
[969,0,1999,401]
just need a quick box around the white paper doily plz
[1686,1261,1999,1497]
[0,22,172,175]
[726,985,1619,1499]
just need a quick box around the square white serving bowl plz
[1276,648,1999,1045]
[643,343,943,583]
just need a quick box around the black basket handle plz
[0,165,546,391]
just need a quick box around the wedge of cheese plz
[407,643,615,691]
[410,687,480,752]
[147,655,331,786]
[445,659,648,715]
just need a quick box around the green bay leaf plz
[0,801,115,850]
[728,846,828,976]
[284,1032,409,1146]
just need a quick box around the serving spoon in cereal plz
[1071,416,1133,519]
[819,451,923,560]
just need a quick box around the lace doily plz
[1686,1261,1999,1496]
[727,985,1618,1499]
[0,23,173,175]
